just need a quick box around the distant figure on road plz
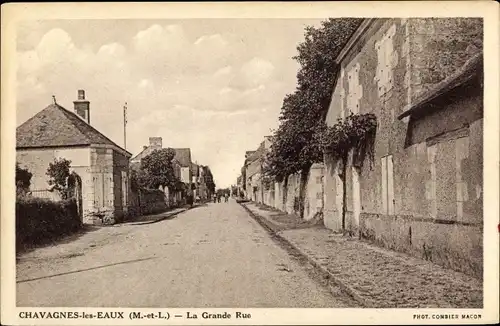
[187,194,194,208]
[213,194,217,203]
[224,194,228,202]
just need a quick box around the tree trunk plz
[341,154,348,231]
[283,175,288,212]
[298,165,311,219]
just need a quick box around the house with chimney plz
[242,137,273,203]
[16,90,132,225]
[130,138,196,203]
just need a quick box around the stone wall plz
[359,213,482,278]
[323,18,483,277]
[17,147,91,222]
[304,164,325,221]
[112,150,131,222]
[407,18,483,103]
[87,146,115,224]
[16,145,132,225]
[274,181,285,211]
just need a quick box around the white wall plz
[304,164,325,220]
[180,167,190,183]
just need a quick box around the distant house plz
[236,175,244,197]
[130,138,196,203]
[201,165,215,199]
[173,148,193,186]
[243,137,273,203]
[130,137,165,170]
[16,90,132,225]
[191,162,209,200]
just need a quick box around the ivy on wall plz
[320,112,378,171]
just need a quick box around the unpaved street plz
[17,200,351,307]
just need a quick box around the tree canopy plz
[16,163,32,196]
[46,157,72,199]
[138,148,180,190]
[265,18,363,182]
[203,166,216,193]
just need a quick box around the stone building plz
[240,150,256,200]
[236,175,244,197]
[16,90,132,224]
[323,18,483,278]
[244,140,271,203]
[129,137,167,170]
[191,162,209,200]
[130,138,198,204]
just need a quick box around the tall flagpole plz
[123,102,127,150]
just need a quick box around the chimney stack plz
[149,137,162,149]
[73,90,90,124]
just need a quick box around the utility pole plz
[123,102,127,150]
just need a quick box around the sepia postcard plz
[1,1,499,325]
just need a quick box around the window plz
[381,155,394,215]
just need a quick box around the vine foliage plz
[320,112,377,171]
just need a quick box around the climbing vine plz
[321,112,377,171]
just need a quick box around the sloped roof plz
[130,146,153,162]
[246,142,265,163]
[16,104,131,155]
[130,147,146,162]
[173,148,192,167]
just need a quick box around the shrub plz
[139,188,168,215]
[16,163,32,197]
[16,197,81,250]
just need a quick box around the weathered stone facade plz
[323,18,483,278]
[303,164,325,221]
[17,145,131,225]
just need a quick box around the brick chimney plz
[73,90,90,123]
[149,137,162,149]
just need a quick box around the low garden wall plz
[16,197,82,251]
[359,212,482,279]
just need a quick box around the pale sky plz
[16,19,324,188]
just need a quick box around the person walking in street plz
[224,193,228,203]
[213,194,217,203]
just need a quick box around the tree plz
[46,158,72,199]
[204,166,216,194]
[266,18,363,218]
[139,148,180,191]
[241,165,247,191]
[16,163,32,197]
